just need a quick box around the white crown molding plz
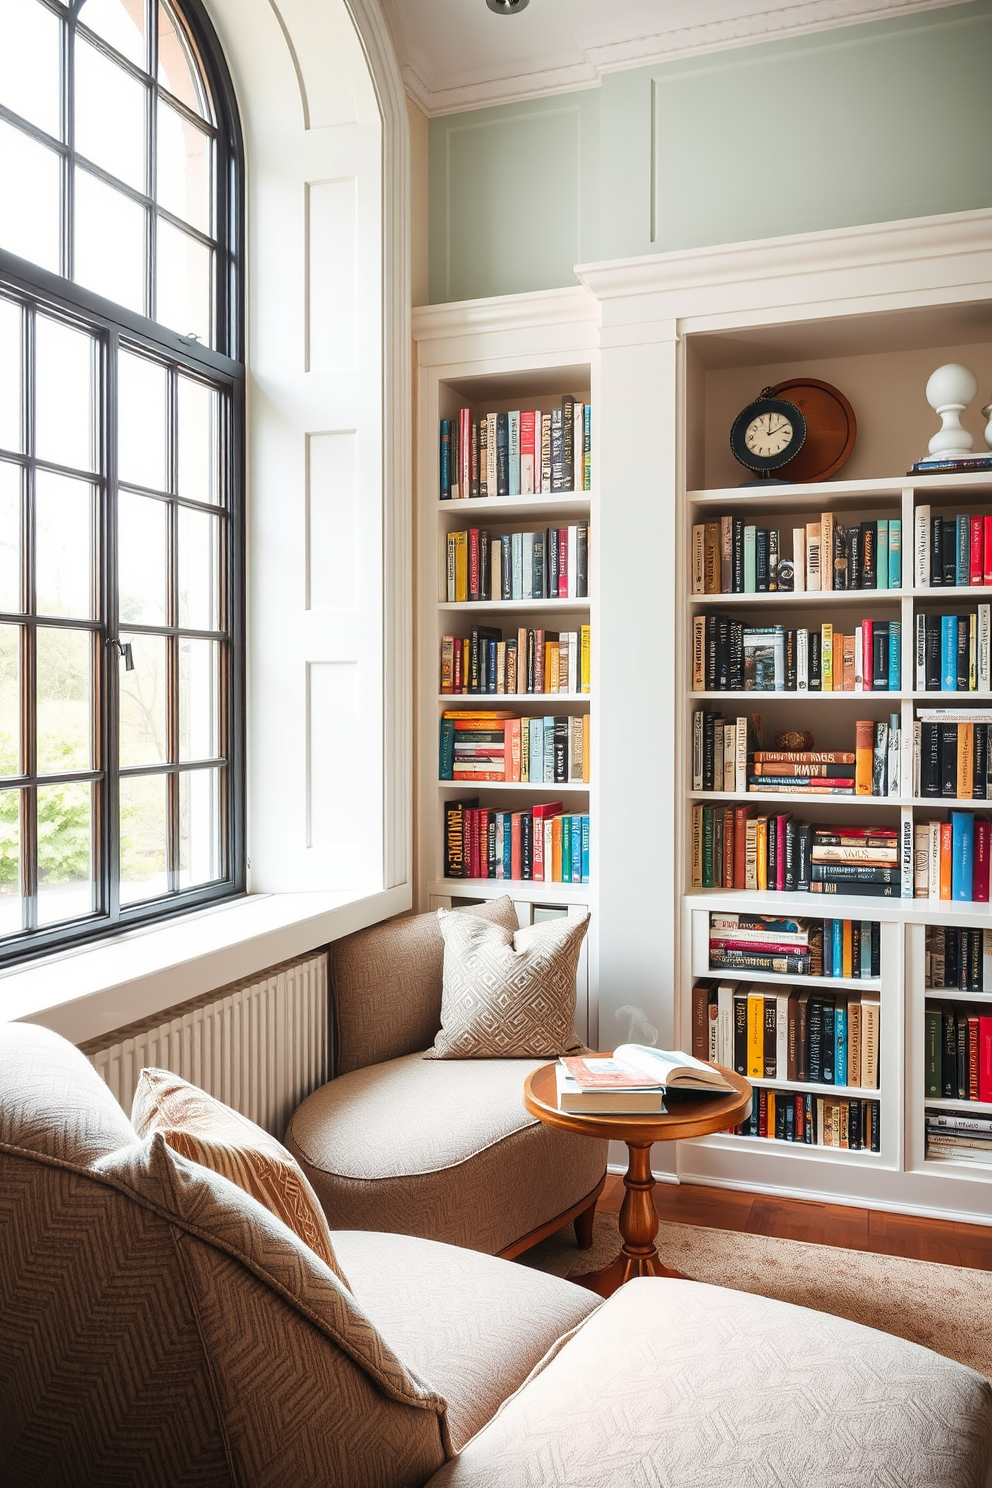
[398,0,962,117]
[412,284,598,344]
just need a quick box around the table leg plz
[576,1140,687,1299]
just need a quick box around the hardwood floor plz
[597,1175,992,1272]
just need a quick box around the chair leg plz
[573,1198,597,1249]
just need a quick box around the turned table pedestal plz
[523,1061,752,1299]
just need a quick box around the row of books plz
[707,911,881,980]
[914,715,992,799]
[445,525,590,603]
[439,712,590,784]
[924,1003,992,1102]
[914,508,992,588]
[692,723,901,799]
[913,610,991,691]
[691,515,902,594]
[440,627,590,696]
[443,799,590,883]
[692,617,901,693]
[925,1110,992,1167]
[439,398,591,500]
[690,816,904,897]
[692,978,880,1088]
[732,1090,880,1149]
[912,815,991,902]
[924,925,992,991]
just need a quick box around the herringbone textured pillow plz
[425,909,589,1059]
[132,1067,348,1286]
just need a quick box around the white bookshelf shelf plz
[924,1097,992,1114]
[689,590,907,607]
[747,1076,881,1098]
[690,690,910,702]
[438,493,591,519]
[429,877,591,905]
[438,694,590,704]
[689,471,992,505]
[439,599,590,613]
[438,779,589,793]
[704,968,881,992]
[923,989,992,1004]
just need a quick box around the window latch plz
[107,637,135,671]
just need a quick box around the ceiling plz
[380,0,958,115]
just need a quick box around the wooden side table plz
[523,1062,752,1298]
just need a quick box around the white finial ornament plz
[983,401,992,452]
[919,363,979,463]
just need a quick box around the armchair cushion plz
[332,1230,601,1451]
[333,897,520,1075]
[425,909,588,1060]
[285,1051,607,1255]
[429,1277,992,1488]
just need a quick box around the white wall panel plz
[306,178,357,372]
[306,429,357,609]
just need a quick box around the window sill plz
[2,884,412,1044]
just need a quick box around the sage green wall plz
[428,0,992,304]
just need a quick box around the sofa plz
[285,897,607,1257]
[3,1019,992,1488]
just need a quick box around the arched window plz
[0,0,244,960]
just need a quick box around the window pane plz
[0,297,23,454]
[118,491,167,624]
[0,122,61,274]
[0,624,20,776]
[75,35,147,192]
[35,472,94,619]
[179,636,217,760]
[120,772,167,902]
[118,350,167,490]
[0,0,62,138]
[156,218,211,344]
[177,377,219,504]
[178,507,220,630]
[78,0,146,69]
[0,788,21,936]
[37,627,92,773]
[35,316,96,475]
[179,766,220,886]
[0,464,21,611]
[75,169,146,316]
[119,631,167,765]
[158,99,211,234]
[158,2,209,119]
[37,779,94,924]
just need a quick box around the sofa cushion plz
[0,1018,137,1165]
[131,1066,348,1285]
[332,897,520,1074]
[285,1052,607,1255]
[426,909,588,1060]
[429,1277,992,1488]
[332,1230,601,1452]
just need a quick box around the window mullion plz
[22,307,38,932]
[104,327,119,920]
[167,366,180,892]
[62,7,74,283]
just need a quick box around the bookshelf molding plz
[415,207,992,1213]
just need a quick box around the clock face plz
[745,411,794,458]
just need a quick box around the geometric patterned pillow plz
[424,909,589,1059]
[131,1067,349,1288]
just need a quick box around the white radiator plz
[80,951,330,1139]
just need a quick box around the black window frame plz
[0,0,245,965]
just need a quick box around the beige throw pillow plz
[425,908,589,1059]
[132,1067,348,1286]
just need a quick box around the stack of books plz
[445,524,589,602]
[925,1111,992,1166]
[708,912,815,975]
[690,809,904,896]
[439,398,592,500]
[913,814,990,901]
[733,1090,880,1149]
[439,712,589,784]
[914,610,991,691]
[925,925,992,991]
[914,507,992,587]
[691,514,902,593]
[693,616,901,693]
[914,713,992,798]
[440,625,590,695]
[810,826,900,896]
[556,1045,733,1114]
[924,1002,992,1102]
[692,720,900,799]
[692,978,880,1088]
[443,799,589,883]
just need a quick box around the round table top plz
[524,1060,753,1144]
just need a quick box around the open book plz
[611,1044,736,1095]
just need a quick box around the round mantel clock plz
[730,389,807,481]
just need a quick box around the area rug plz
[518,1213,992,1379]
